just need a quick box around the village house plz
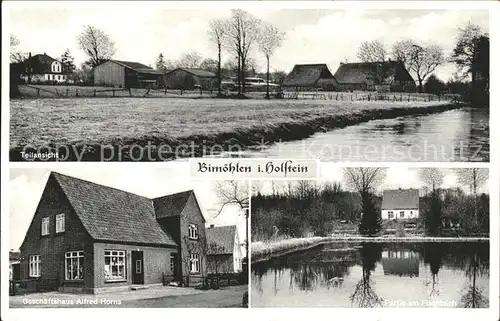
[381,188,420,220]
[164,68,217,90]
[282,64,338,91]
[333,61,416,92]
[206,225,243,274]
[93,60,165,88]
[18,172,211,294]
[22,53,67,83]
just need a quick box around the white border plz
[2,1,499,321]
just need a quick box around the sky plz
[8,4,489,81]
[9,166,247,252]
[255,165,489,196]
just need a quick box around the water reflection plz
[243,108,489,162]
[251,242,489,308]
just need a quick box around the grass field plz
[10,97,461,161]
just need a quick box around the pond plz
[251,242,489,308]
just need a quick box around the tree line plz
[251,168,489,241]
[356,23,489,106]
[10,17,488,105]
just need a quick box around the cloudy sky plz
[256,165,489,195]
[7,3,488,81]
[9,165,247,251]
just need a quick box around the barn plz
[93,60,165,88]
[282,64,338,91]
[164,68,216,90]
[333,61,416,92]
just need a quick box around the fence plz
[10,277,59,296]
[283,90,461,103]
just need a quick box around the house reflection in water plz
[381,249,419,277]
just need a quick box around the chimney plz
[209,224,215,228]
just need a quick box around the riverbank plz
[10,98,462,161]
[251,235,489,263]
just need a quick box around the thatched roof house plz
[333,61,416,92]
[282,64,338,91]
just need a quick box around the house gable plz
[381,189,420,210]
[19,173,93,280]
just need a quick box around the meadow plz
[10,97,460,161]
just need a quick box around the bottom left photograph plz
[8,166,249,308]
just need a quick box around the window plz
[104,250,126,281]
[41,217,49,236]
[388,211,394,219]
[189,253,200,274]
[48,74,52,80]
[400,211,405,218]
[56,214,65,233]
[188,224,198,240]
[170,253,176,273]
[65,251,84,280]
[29,255,41,277]
[135,260,142,274]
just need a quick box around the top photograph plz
[7,3,490,162]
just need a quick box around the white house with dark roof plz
[23,53,66,83]
[381,188,420,220]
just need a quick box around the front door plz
[131,251,144,284]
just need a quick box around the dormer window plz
[41,217,49,236]
[188,224,198,240]
[52,62,61,73]
[56,214,65,233]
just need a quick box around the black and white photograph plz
[7,166,249,308]
[7,4,489,162]
[251,166,490,308]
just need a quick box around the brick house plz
[206,225,243,274]
[19,172,208,293]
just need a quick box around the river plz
[251,241,489,308]
[240,108,489,162]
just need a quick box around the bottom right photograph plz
[250,166,490,308]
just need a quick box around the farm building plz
[381,188,420,220]
[164,68,216,90]
[93,60,165,88]
[206,225,243,274]
[333,61,416,92]
[22,53,67,83]
[282,64,338,91]
[18,172,211,293]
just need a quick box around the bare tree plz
[215,180,250,212]
[392,40,445,92]
[455,168,488,195]
[208,19,226,96]
[177,51,203,68]
[455,168,488,227]
[343,168,386,236]
[257,22,285,98]
[225,9,261,95]
[10,35,26,63]
[357,40,388,63]
[343,168,386,194]
[419,168,444,193]
[214,180,249,263]
[77,25,116,68]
